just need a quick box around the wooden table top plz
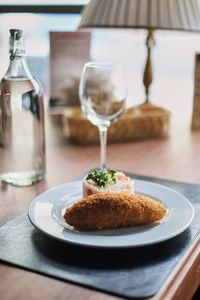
[0,110,200,300]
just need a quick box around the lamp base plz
[62,103,170,144]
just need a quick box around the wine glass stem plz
[99,127,107,170]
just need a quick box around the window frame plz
[0,4,84,13]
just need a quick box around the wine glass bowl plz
[79,62,127,170]
[79,62,126,128]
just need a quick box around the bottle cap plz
[9,29,23,40]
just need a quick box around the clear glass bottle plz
[0,29,45,186]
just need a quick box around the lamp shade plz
[80,0,200,32]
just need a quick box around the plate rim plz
[28,179,194,248]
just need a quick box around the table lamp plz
[78,0,200,140]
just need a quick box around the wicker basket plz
[62,103,170,144]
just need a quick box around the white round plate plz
[28,180,194,248]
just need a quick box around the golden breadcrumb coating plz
[63,192,167,230]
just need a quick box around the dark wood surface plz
[1,110,200,300]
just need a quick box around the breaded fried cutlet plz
[64,192,167,230]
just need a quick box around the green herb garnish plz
[109,169,117,183]
[86,169,117,187]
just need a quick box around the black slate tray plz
[0,174,200,299]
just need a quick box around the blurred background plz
[0,0,200,127]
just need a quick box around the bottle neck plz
[4,56,33,80]
[4,29,33,80]
[9,31,25,59]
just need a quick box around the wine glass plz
[79,62,127,170]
